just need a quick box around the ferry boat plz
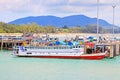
[13,45,107,60]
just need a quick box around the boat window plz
[81,45,84,48]
[73,46,75,48]
[47,47,49,49]
[64,47,66,49]
[44,47,46,49]
[50,47,52,49]
[25,49,27,51]
[43,47,45,49]
[17,49,19,51]
[59,47,61,49]
[31,47,33,49]
[51,47,54,49]
[27,52,32,54]
[41,47,43,49]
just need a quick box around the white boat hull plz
[13,46,107,60]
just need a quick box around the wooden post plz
[119,42,120,54]
[116,42,120,56]
[102,45,105,53]
[1,37,3,50]
[14,40,16,47]
[0,41,2,49]
[119,44,120,55]
[84,45,87,54]
[5,42,7,49]
[109,44,114,58]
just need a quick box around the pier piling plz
[116,41,120,56]
[0,39,3,50]
[109,44,115,58]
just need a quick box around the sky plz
[0,0,120,26]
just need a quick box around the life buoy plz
[84,42,90,48]
[22,41,27,46]
[80,41,83,45]
[89,42,94,48]
[84,42,94,48]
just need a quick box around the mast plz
[112,5,116,40]
[97,0,99,42]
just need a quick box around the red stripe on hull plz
[17,55,105,60]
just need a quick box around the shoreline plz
[0,33,120,38]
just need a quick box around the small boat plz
[13,45,107,60]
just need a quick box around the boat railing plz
[13,44,84,50]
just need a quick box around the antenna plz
[97,0,99,43]
[112,5,116,40]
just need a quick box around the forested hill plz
[8,15,112,28]
[0,21,119,33]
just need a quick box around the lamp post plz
[112,5,116,39]
[97,0,99,42]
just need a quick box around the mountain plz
[8,15,112,28]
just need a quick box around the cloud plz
[0,0,120,25]
[0,0,30,12]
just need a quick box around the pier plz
[0,36,23,50]
[84,42,120,58]
[101,42,120,58]
[0,34,120,59]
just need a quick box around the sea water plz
[0,50,120,80]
